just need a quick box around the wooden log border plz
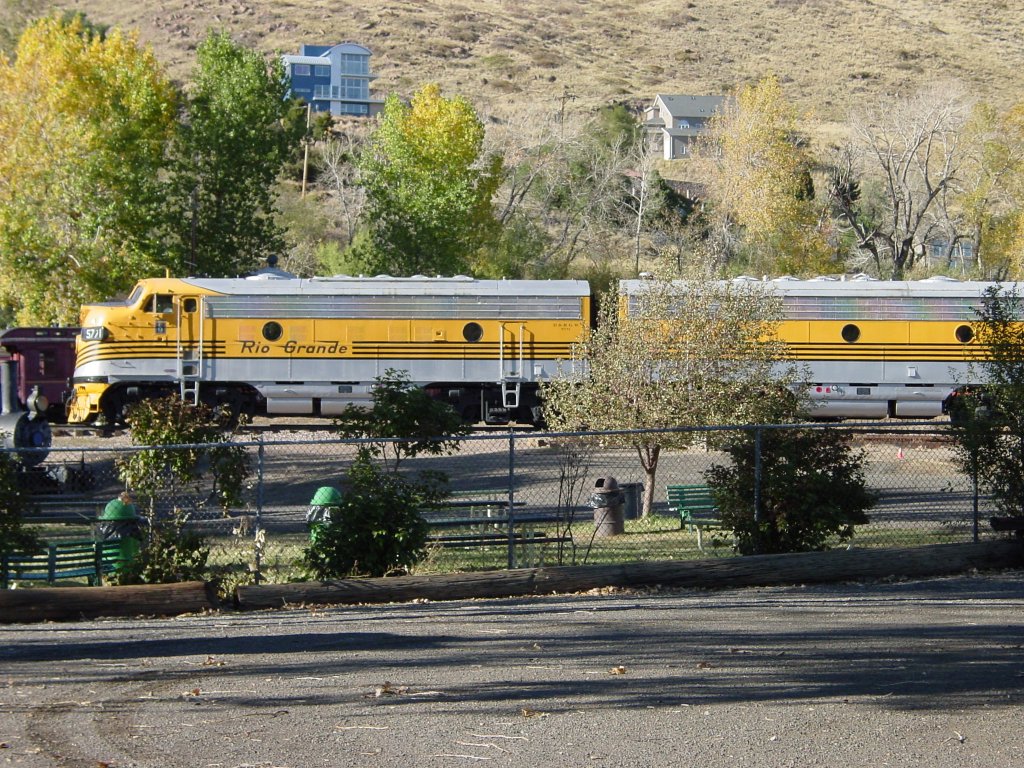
[0,581,217,624]
[3,542,1020,623]
[236,540,1024,610]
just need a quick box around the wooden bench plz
[666,484,725,550]
[1,540,123,588]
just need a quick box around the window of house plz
[341,53,368,75]
[677,119,691,129]
[314,84,330,98]
[314,65,331,77]
[293,64,310,76]
[342,78,368,99]
[340,103,369,115]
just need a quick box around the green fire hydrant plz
[97,497,143,571]
[307,486,343,544]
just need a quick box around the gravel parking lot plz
[3,570,1023,768]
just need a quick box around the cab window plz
[125,284,144,306]
[147,294,175,314]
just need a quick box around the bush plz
[0,450,39,557]
[108,509,210,585]
[303,452,447,579]
[704,427,874,555]
[948,285,1024,516]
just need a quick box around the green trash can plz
[97,497,143,570]
[307,486,343,543]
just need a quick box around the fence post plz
[753,426,763,555]
[507,431,517,569]
[254,436,265,584]
[971,461,980,544]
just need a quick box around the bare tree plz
[484,102,642,276]
[828,84,972,278]
[616,134,665,276]
[316,128,369,247]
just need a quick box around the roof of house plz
[283,42,372,63]
[652,94,726,118]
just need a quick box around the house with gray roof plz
[644,94,726,160]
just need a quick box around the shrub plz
[704,426,874,555]
[303,452,446,578]
[108,509,210,585]
[0,450,39,557]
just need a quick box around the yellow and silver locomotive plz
[620,275,998,420]
[67,271,591,426]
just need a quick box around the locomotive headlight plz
[81,326,109,342]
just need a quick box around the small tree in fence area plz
[948,285,1024,518]
[117,396,251,515]
[541,271,798,518]
[703,425,874,555]
[113,396,251,584]
[305,369,466,579]
[332,369,468,473]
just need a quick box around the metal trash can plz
[589,476,625,537]
[307,486,343,543]
[620,482,644,520]
[96,497,143,570]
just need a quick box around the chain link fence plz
[8,422,1002,588]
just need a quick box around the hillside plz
[6,0,1018,126]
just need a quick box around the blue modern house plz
[281,42,384,116]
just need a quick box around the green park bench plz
[666,484,725,551]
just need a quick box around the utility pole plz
[301,103,312,198]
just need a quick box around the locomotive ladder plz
[498,323,525,409]
[176,297,204,406]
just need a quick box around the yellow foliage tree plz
[356,83,503,276]
[0,15,177,324]
[697,75,832,276]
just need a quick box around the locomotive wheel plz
[100,392,129,427]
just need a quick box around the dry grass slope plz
[18,0,1024,125]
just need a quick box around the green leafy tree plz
[302,451,445,578]
[704,425,873,555]
[355,83,503,276]
[948,285,1024,515]
[0,450,39,558]
[165,30,304,277]
[117,396,251,516]
[333,369,468,473]
[542,272,798,518]
[0,14,177,324]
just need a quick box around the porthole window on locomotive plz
[262,321,283,342]
[841,324,860,343]
[955,324,974,343]
[463,322,484,342]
